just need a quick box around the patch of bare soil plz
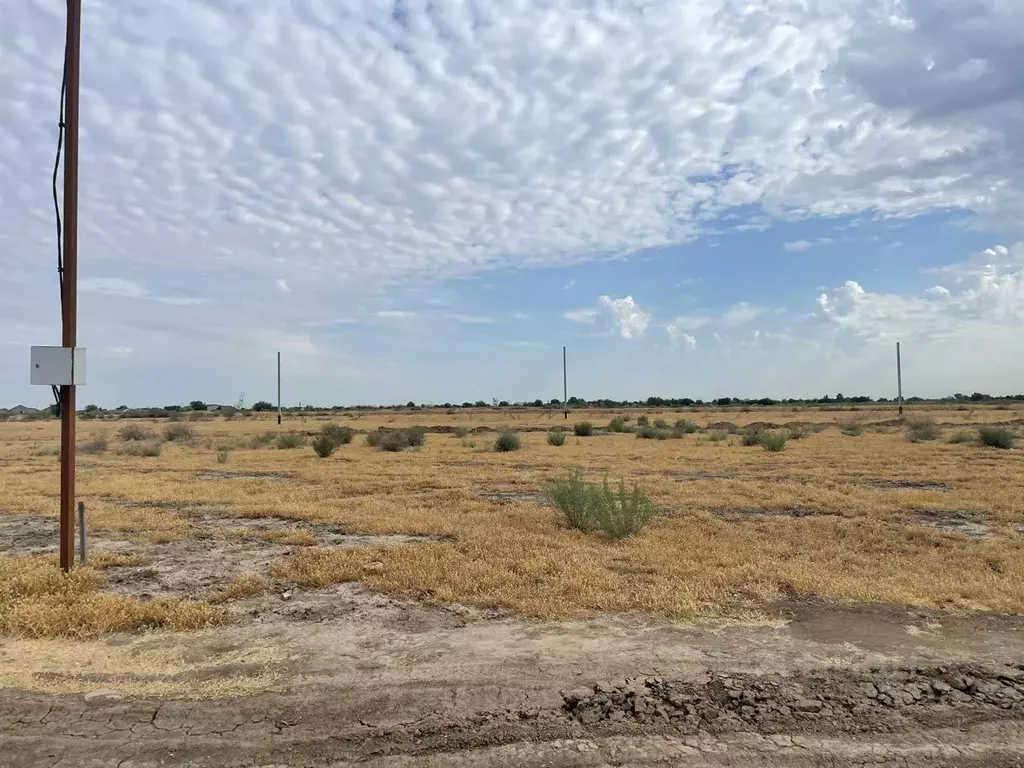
[194,470,297,482]
[713,508,839,520]
[867,478,953,491]
[477,490,551,505]
[912,509,994,539]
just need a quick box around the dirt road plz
[4,586,1024,766]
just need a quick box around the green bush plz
[948,431,976,445]
[119,424,155,442]
[606,416,630,433]
[312,435,338,458]
[34,446,60,457]
[163,422,197,443]
[652,418,668,429]
[978,425,1016,449]
[674,419,699,434]
[840,422,864,437]
[366,427,427,452]
[545,471,655,539]
[115,439,163,457]
[760,432,788,452]
[573,422,594,437]
[904,417,941,443]
[547,430,566,446]
[78,435,108,455]
[494,430,521,452]
[741,427,763,447]
[275,433,306,450]
[321,423,355,445]
[636,415,650,427]
[636,425,671,440]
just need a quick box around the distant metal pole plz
[59,0,83,572]
[562,346,568,419]
[77,502,86,566]
[277,351,282,425]
[896,342,904,416]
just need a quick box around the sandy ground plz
[4,582,1024,767]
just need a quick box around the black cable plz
[51,18,69,413]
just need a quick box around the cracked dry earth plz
[5,590,1024,767]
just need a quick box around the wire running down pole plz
[59,0,83,572]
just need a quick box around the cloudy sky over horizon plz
[2,0,1024,407]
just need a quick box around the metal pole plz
[59,0,83,572]
[277,351,282,425]
[896,342,904,416]
[77,501,87,566]
[562,346,567,419]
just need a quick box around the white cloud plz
[446,314,493,324]
[376,310,416,320]
[784,238,835,252]
[597,295,651,340]
[276,279,290,293]
[666,324,697,351]
[80,277,205,306]
[721,302,765,327]
[564,308,598,324]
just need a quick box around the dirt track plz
[4,584,1024,766]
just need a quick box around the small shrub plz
[708,430,728,442]
[636,425,670,440]
[652,418,668,429]
[454,426,470,438]
[573,422,594,437]
[948,431,976,445]
[367,427,427,452]
[460,439,477,449]
[78,434,108,455]
[840,422,864,437]
[312,435,338,458]
[545,471,655,539]
[787,425,808,440]
[119,424,154,442]
[636,415,650,427]
[163,422,197,443]
[760,432,787,452]
[740,427,762,447]
[216,448,230,464]
[34,446,60,457]
[115,439,163,457]
[904,417,941,443]
[249,431,277,449]
[547,430,566,446]
[674,419,699,434]
[606,416,630,433]
[494,430,521,452]
[978,425,1016,449]
[275,433,305,450]
[321,424,355,445]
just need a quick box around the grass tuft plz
[573,422,594,437]
[119,424,155,442]
[321,424,355,446]
[948,431,976,445]
[760,431,788,452]
[115,439,163,457]
[905,417,941,443]
[312,434,338,458]
[606,416,630,433]
[674,419,699,434]
[367,426,427,452]
[547,430,566,446]
[163,422,197,444]
[741,427,763,447]
[544,471,655,539]
[978,425,1016,449]
[78,434,108,455]
[636,425,671,440]
[494,430,522,452]
[274,433,306,450]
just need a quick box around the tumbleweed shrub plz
[544,471,655,540]
[636,425,671,440]
[606,416,630,433]
[674,419,699,434]
[760,431,788,452]
[0,556,223,639]
[118,424,155,442]
[494,429,522,452]
[274,433,306,450]
[547,430,567,446]
[573,421,594,437]
[948,430,976,445]
[312,434,338,458]
[978,425,1016,449]
[163,422,197,443]
[905,417,941,443]
[115,439,163,457]
[740,427,763,447]
[636,415,650,427]
[78,434,108,455]
[367,426,428,452]
[320,423,355,446]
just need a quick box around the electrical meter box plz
[30,346,87,386]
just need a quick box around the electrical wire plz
[51,21,69,414]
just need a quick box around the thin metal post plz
[77,501,87,566]
[562,346,568,419]
[59,0,83,572]
[277,351,282,425]
[896,342,904,416]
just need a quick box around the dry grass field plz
[2,404,1023,646]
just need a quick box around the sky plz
[2,0,1023,407]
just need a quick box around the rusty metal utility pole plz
[59,0,83,571]
[896,342,904,416]
[277,352,282,425]
[562,346,567,419]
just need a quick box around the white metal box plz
[30,346,87,386]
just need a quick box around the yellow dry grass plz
[2,405,1023,632]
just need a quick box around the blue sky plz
[2,0,1024,407]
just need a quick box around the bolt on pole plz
[59,0,83,571]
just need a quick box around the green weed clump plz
[118,424,155,442]
[274,433,306,450]
[741,428,762,447]
[948,431,976,445]
[636,425,671,440]
[606,416,630,433]
[312,435,338,458]
[163,423,197,443]
[636,415,650,427]
[115,439,163,457]
[840,422,864,437]
[547,430,567,446]
[674,419,699,434]
[760,432,788,452]
[494,430,522,452]
[573,422,594,437]
[367,426,428,452]
[545,471,655,540]
[321,424,355,446]
[904,417,941,443]
[978,425,1016,449]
